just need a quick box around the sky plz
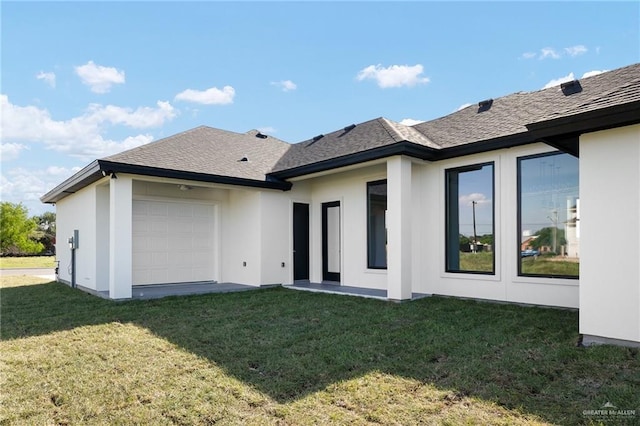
[1,1,639,217]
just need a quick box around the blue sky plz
[1,1,638,216]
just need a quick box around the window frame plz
[444,162,496,275]
[366,179,388,270]
[516,151,579,279]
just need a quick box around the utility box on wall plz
[68,229,79,249]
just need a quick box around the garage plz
[132,199,217,285]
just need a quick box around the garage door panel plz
[168,267,192,282]
[151,268,169,283]
[133,269,151,285]
[133,200,216,285]
[168,203,193,217]
[149,203,168,216]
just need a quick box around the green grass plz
[459,251,494,272]
[0,256,56,269]
[521,257,579,276]
[2,277,639,425]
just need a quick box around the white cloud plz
[356,64,430,88]
[565,45,587,57]
[0,143,28,161]
[257,126,276,134]
[271,80,297,92]
[457,103,472,111]
[85,101,176,128]
[175,86,235,105]
[459,193,491,206]
[399,118,425,126]
[1,165,82,214]
[543,72,575,89]
[0,94,172,160]
[582,69,607,78]
[75,60,125,93]
[36,71,56,88]
[539,47,561,60]
[527,45,589,60]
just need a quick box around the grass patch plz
[521,257,579,276]
[459,251,494,272]
[0,256,56,269]
[2,277,639,424]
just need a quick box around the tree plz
[530,227,566,253]
[33,211,56,254]
[0,202,44,254]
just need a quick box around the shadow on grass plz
[3,281,639,424]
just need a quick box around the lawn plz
[2,277,639,425]
[0,256,56,269]
[459,253,580,277]
[521,257,579,276]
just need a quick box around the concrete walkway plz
[285,281,430,301]
[0,268,56,280]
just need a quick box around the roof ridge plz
[378,117,405,143]
[381,117,442,149]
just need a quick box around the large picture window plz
[518,152,579,278]
[445,163,494,274]
[367,180,387,269]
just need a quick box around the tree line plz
[0,202,56,255]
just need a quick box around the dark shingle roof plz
[271,117,438,173]
[104,126,290,181]
[42,63,640,203]
[413,63,640,148]
[270,63,640,177]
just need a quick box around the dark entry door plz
[322,201,341,282]
[293,203,310,281]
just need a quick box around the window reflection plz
[518,152,579,277]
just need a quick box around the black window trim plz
[367,179,388,270]
[516,151,579,280]
[445,161,496,275]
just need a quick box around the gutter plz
[41,160,292,204]
[525,100,640,137]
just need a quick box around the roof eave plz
[99,160,293,191]
[40,160,103,204]
[525,100,640,138]
[41,160,292,204]
[269,141,438,180]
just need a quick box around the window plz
[518,152,579,278]
[445,163,495,274]
[367,180,387,269]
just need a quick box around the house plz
[42,63,640,347]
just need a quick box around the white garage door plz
[132,200,216,285]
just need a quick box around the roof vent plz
[477,99,493,112]
[255,132,268,139]
[560,80,582,96]
[312,134,324,142]
[343,124,356,132]
[239,156,249,162]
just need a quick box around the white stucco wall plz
[306,163,388,289]
[259,191,292,285]
[414,144,579,308]
[55,179,103,290]
[291,147,579,307]
[221,190,262,285]
[580,124,640,344]
[53,141,586,308]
